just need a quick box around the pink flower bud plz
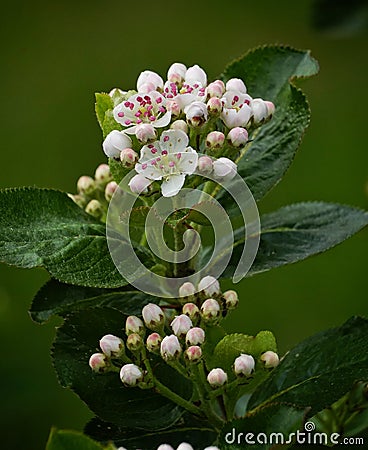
[105,181,118,202]
[170,119,188,134]
[85,199,103,219]
[167,62,187,83]
[126,315,145,335]
[171,314,193,338]
[177,443,194,450]
[223,290,239,309]
[227,127,249,147]
[206,81,225,98]
[198,276,220,296]
[204,447,220,450]
[265,101,275,116]
[128,174,152,195]
[157,445,174,450]
[234,353,255,376]
[260,351,279,368]
[120,148,138,168]
[146,332,162,353]
[185,64,207,86]
[207,368,227,387]
[120,363,143,386]
[251,98,269,125]
[99,334,125,358]
[226,78,247,93]
[197,156,213,175]
[135,124,157,143]
[94,164,112,184]
[182,303,200,321]
[200,299,220,321]
[103,130,132,158]
[186,327,205,346]
[185,101,208,127]
[166,99,181,116]
[185,345,202,362]
[205,131,225,149]
[89,353,108,372]
[77,175,95,195]
[142,303,165,330]
[213,157,237,182]
[178,282,196,297]
[207,97,223,115]
[137,70,164,92]
[126,333,143,351]
[160,334,182,360]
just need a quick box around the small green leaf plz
[46,428,109,450]
[95,93,113,130]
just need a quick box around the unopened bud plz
[227,127,249,147]
[204,447,220,450]
[182,303,200,321]
[157,445,174,450]
[126,332,143,351]
[120,147,139,168]
[160,334,182,361]
[77,175,95,196]
[177,444,194,450]
[120,363,143,386]
[234,353,255,376]
[99,334,125,358]
[89,353,108,372]
[260,351,279,368]
[251,98,271,125]
[166,99,181,116]
[137,70,163,92]
[170,119,188,134]
[142,303,165,330]
[128,174,152,195]
[265,101,275,116]
[94,164,112,184]
[85,199,103,219]
[171,314,193,338]
[185,327,205,346]
[207,368,227,387]
[205,131,225,149]
[185,345,202,362]
[135,124,157,143]
[167,62,187,83]
[226,78,247,93]
[185,101,208,127]
[105,181,118,202]
[197,156,213,175]
[207,97,223,115]
[185,64,207,86]
[223,290,239,309]
[146,332,162,353]
[206,81,225,98]
[213,157,237,182]
[200,298,220,321]
[178,282,196,297]
[198,276,220,296]
[126,315,145,335]
[103,130,132,159]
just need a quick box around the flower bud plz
[197,156,213,175]
[234,353,255,376]
[198,276,220,296]
[226,78,247,93]
[135,124,157,143]
[167,62,187,83]
[99,334,125,358]
[94,164,112,185]
[227,127,249,147]
[77,175,95,196]
[105,181,118,202]
[126,332,143,351]
[103,130,132,158]
[207,97,223,115]
[251,98,272,125]
[157,445,174,450]
[200,299,220,321]
[213,157,237,182]
[184,101,208,127]
[185,327,205,346]
[205,131,225,150]
[120,363,143,386]
[126,315,145,335]
[142,303,165,330]
[146,332,162,353]
[89,353,108,372]
[223,290,239,309]
[182,303,200,321]
[128,174,152,195]
[160,334,182,361]
[171,314,193,338]
[207,368,227,387]
[120,147,139,168]
[265,101,275,116]
[260,350,279,368]
[166,99,181,116]
[177,443,194,450]
[185,64,207,86]
[137,70,164,92]
[204,447,220,450]
[178,282,196,297]
[170,119,188,134]
[206,81,225,98]
[85,199,103,219]
[185,345,202,362]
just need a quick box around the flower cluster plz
[101,63,275,197]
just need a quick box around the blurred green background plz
[0,0,367,448]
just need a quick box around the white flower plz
[223,290,239,309]
[198,276,220,296]
[135,123,157,143]
[135,129,198,197]
[171,314,193,337]
[226,78,247,93]
[125,315,145,335]
[212,157,237,182]
[120,363,143,386]
[234,353,255,376]
[178,281,196,297]
[157,445,174,450]
[185,345,202,362]
[185,64,207,86]
[113,91,171,136]
[182,303,200,321]
[251,98,269,125]
[146,332,162,353]
[221,90,252,128]
[207,368,228,387]
[197,156,213,175]
[137,70,164,93]
[200,299,220,321]
[120,148,138,168]
[99,334,124,357]
[160,335,182,360]
[102,130,133,158]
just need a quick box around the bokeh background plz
[1,0,367,448]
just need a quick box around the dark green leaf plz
[30,279,160,324]
[52,307,189,430]
[247,316,368,417]
[46,428,112,450]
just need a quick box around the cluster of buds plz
[69,163,119,221]
[118,444,219,450]
[99,62,275,198]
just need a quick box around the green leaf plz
[0,188,155,288]
[95,93,113,130]
[46,428,111,450]
[247,316,368,417]
[85,415,217,449]
[52,307,189,430]
[217,45,319,211]
[219,403,308,449]
[30,279,160,324]
[108,157,130,185]
[224,202,368,279]
[102,110,122,138]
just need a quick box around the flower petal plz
[161,174,185,197]
[160,129,189,154]
[153,110,172,127]
[179,148,198,175]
